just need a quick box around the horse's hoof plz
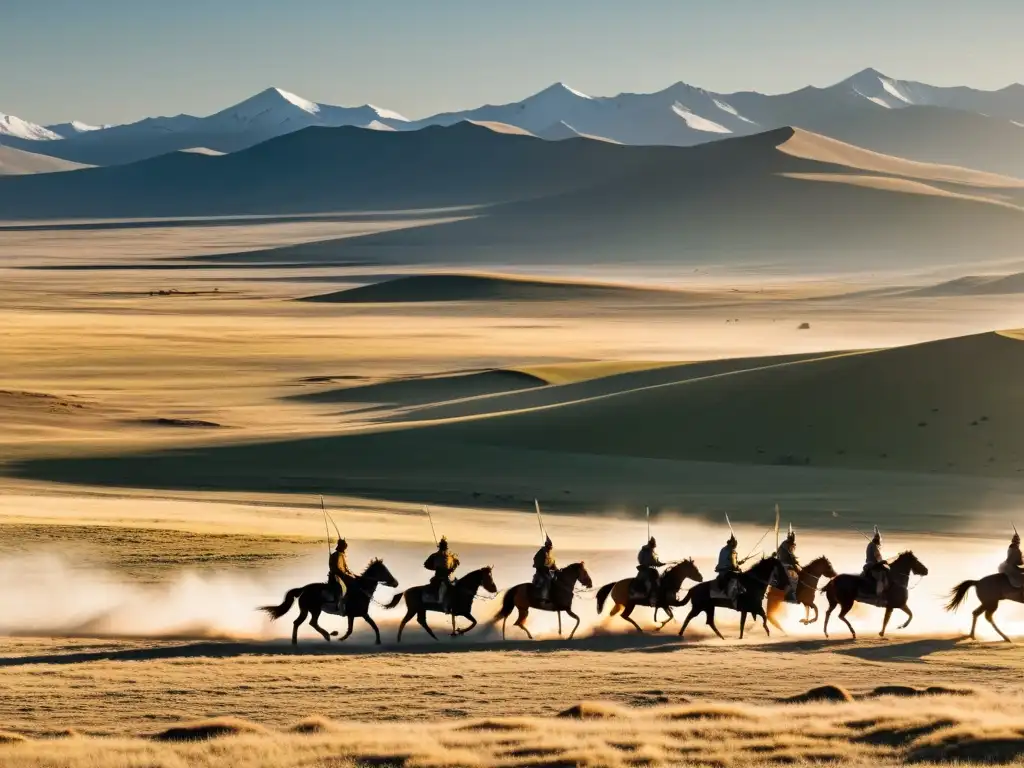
[330,631,338,636]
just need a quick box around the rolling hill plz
[0,145,89,175]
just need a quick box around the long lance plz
[424,505,438,545]
[774,503,780,554]
[725,512,735,537]
[534,499,547,542]
[320,495,332,556]
[321,495,342,542]
[831,510,870,540]
[646,506,651,541]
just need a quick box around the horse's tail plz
[678,586,694,608]
[259,587,303,621]
[383,592,405,610]
[596,583,615,613]
[945,580,978,613]
[494,588,517,622]
[819,578,834,594]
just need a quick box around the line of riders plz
[263,519,1024,644]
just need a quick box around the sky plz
[2,0,1021,125]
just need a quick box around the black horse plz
[677,556,787,640]
[260,559,398,645]
[823,551,928,639]
[385,566,499,642]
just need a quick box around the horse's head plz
[479,566,498,594]
[364,558,399,588]
[893,550,928,577]
[568,561,593,589]
[667,557,703,585]
[807,555,837,579]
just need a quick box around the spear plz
[832,510,870,540]
[646,506,651,541]
[534,499,547,542]
[424,505,438,545]
[321,495,341,543]
[320,496,331,557]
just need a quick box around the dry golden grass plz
[4,692,1024,766]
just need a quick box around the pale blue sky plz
[2,0,1020,125]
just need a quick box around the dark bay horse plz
[596,559,703,632]
[260,559,398,645]
[765,555,837,632]
[946,571,1024,642]
[677,556,787,640]
[385,566,498,642]
[823,551,928,639]
[495,562,592,640]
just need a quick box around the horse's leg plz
[450,613,458,638]
[706,607,725,640]
[838,601,856,639]
[557,611,563,637]
[308,609,331,642]
[970,604,985,640]
[766,596,787,634]
[656,606,674,631]
[739,610,747,640]
[880,607,894,638]
[457,613,478,636]
[363,614,382,645]
[567,609,582,640]
[678,606,699,638]
[417,609,439,641]
[823,592,836,638]
[653,607,659,623]
[986,605,1012,643]
[808,602,819,625]
[897,604,913,630]
[337,615,355,642]
[513,605,534,640]
[758,607,770,636]
[292,607,308,645]
[620,604,644,634]
[397,606,416,643]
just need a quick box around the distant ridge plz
[298,273,696,303]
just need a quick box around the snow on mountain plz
[45,120,109,138]
[201,87,409,139]
[0,113,60,140]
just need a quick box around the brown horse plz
[595,559,703,632]
[385,566,498,642]
[823,551,928,639]
[765,555,837,632]
[495,562,592,640]
[259,559,399,645]
[946,572,1024,642]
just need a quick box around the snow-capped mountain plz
[0,113,60,141]
[45,120,110,138]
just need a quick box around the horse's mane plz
[744,555,777,574]
[808,555,832,565]
[361,557,384,574]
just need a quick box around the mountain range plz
[3,69,1024,175]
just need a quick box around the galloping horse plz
[677,556,787,640]
[596,558,703,633]
[823,551,928,639]
[260,559,398,645]
[495,562,592,640]
[765,555,837,632]
[946,571,1024,642]
[385,566,498,642]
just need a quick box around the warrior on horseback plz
[328,538,354,615]
[776,524,801,602]
[634,536,664,603]
[424,536,459,611]
[533,535,557,602]
[863,526,889,597]
[715,533,748,604]
[998,529,1023,596]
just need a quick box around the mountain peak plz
[532,82,592,101]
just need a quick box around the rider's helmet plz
[438,536,449,550]
[787,523,795,543]
[872,525,881,544]
[544,535,553,549]
[1013,532,1021,545]
[648,536,656,548]
[727,534,737,547]
[335,538,348,551]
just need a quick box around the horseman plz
[862,526,889,597]
[635,536,664,603]
[777,524,801,600]
[715,533,746,602]
[533,535,557,602]
[998,529,1024,596]
[424,536,459,609]
[328,538,354,614]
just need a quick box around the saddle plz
[628,575,659,605]
[425,580,456,613]
[855,577,888,607]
